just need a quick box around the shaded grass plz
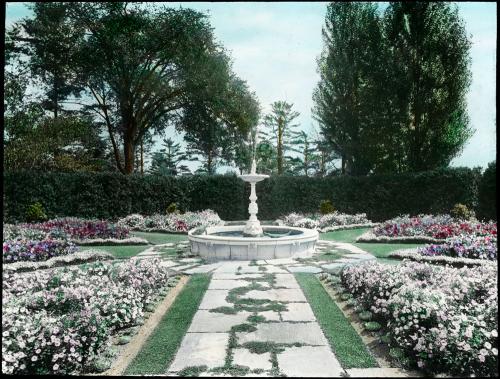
[295,273,378,369]
[320,228,370,243]
[92,245,149,259]
[124,274,211,375]
[131,231,187,245]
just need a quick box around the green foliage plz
[25,202,48,223]
[11,3,259,175]
[4,167,481,223]
[314,2,473,174]
[150,138,190,176]
[166,203,178,214]
[260,101,301,175]
[450,203,475,221]
[364,321,382,332]
[319,200,335,215]
[477,161,496,221]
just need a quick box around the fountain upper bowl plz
[238,173,269,183]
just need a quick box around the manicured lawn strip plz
[124,274,211,375]
[92,245,150,258]
[354,243,424,259]
[320,228,371,243]
[295,273,378,369]
[131,231,187,245]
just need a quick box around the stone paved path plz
[135,239,378,377]
[166,261,344,377]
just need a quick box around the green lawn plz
[295,273,378,369]
[320,228,425,263]
[91,245,150,259]
[124,274,211,375]
[131,231,187,245]
[320,228,370,243]
[355,242,423,259]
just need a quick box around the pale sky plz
[5,2,497,171]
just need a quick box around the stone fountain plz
[188,159,318,260]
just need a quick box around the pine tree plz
[150,138,190,176]
[260,101,300,175]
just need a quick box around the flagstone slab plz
[168,333,229,372]
[208,279,253,290]
[242,288,307,302]
[262,265,288,274]
[258,310,281,321]
[232,348,273,371]
[286,266,323,274]
[280,303,316,322]
[199,290,232,309]
[273,274,300,289]
[212,273,264,280]
[236,322,328,345]
[265,258,298,265]
[184,264,222,274]
[188,310,251,333]
[321,263,345,270]
[159,261,180,268]
[277,346,343,377]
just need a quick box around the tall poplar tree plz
[313,2,388,175]
[384,2,473,171]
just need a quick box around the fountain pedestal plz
[239,160,269,237]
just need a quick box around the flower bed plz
[419,235,497,260]
[280,211,374,231]
[338,261,498,377]
[2,250,114,273]
[2,259,171,375]
[116,210,223,233]
[389,249,491,267]
[3,239,78,264]
[20,218,130,240]
[373,214,497,239]
[389,235,497,267]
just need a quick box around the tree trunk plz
[277,126,283,175]
[124,136,135,174]
[140,140,144,175]
[341,154,346,175]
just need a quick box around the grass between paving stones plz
[295,273,378,369]
[124,274,211,375]
[131,231,187,245]
[92,245,150,259]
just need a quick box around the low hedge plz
[3,167,485,223]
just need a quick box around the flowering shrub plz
[2,259,170,375]
[20,218,130,240]
[3,239,78,263]
[340,262,498,376]
[3,224,48,241]
[117,210,222,233]
[281,211,371,230]
[374,214,497,239]
[418,235,497,261]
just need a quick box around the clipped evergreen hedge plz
[3,167,485,223]
[477,161,496,221]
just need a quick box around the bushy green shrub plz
[477,161,496,221]
[166,202,178,214]
[450,203,475,220]
[319,199,335,214]
[25,202,47,223]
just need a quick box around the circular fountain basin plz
[188,224,319,261]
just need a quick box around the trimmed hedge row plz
[3,166,492,223]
